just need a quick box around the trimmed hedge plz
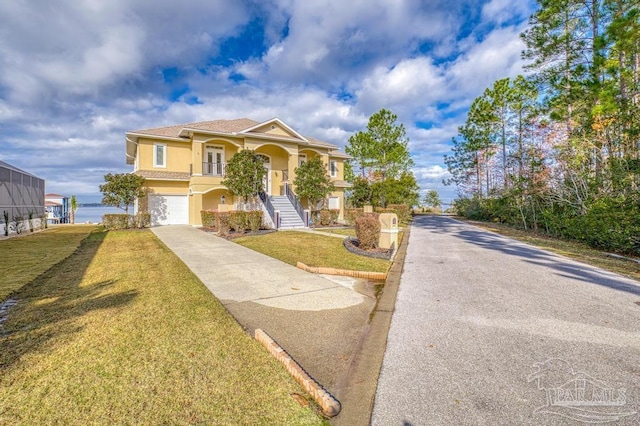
[375,204,411,224]
[345,208,364,226]
[201,210,217,229]
[329,209,340,224]
[310,209,340,227]
[246,210,262,232]
[387,204,411,223]
[132,212,151,229]
[355,213,380,250]
[103,213,151,230]
[204,210,264,236]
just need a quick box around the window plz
[328,196,340,210]
[298,154,307,167]
[329,160,338,178]
[153,143,166,168]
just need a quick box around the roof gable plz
[240,118,308,142]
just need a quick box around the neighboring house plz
[125,118,351,227]
[0,160,45,235]
[45,193,70,224]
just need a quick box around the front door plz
[256,154,271,195]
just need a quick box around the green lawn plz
[0,225,98,300]
[314,228,356,237]
[0,229,322,425]
[234,231,390,273]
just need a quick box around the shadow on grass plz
[411,215,640,297]
[0,230,138,370]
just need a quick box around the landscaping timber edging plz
[296,262,387,281]
[254,329,342,418]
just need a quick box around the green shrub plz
[103,214,131,230]
[387,204,411,223]
[228,211,247,232]
[132,212,151,229]
[345,208,364,226]
[319,209,332,226]
[201,210,217,229]
[214,210,262,235]
[355,213,380,250]
[329,209,340,224]
[246,210,263,232]
[216,212,231,236]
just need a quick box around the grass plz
[0,229,322,425]
[0,225,98,300]
[314,228,356,237]
[463,219,640,281]
[234,231,390,273]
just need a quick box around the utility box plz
[379,213,398,250]
[364,205,373,213]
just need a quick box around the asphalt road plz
[372,215,640,425]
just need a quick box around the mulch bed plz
[343,237,394,260]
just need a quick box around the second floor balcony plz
[202,162,226,176]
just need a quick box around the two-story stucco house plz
[125,117,351,227]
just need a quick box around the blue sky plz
[0,0,536,204]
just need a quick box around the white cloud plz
[0,0,249,104]
[449,26,528,97]
[255,0,456,87]
[356,57,448,115]
[481,0,533,25]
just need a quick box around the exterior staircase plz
[270,195,306,228]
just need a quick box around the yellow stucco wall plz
[202,189,233,211]
[137,138,192,172]
[250,123,296,138]
[145,181,189,195]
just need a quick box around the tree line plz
[445,0,640,255]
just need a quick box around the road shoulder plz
[331,224,411,426]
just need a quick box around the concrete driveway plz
[151,225,363,311]
[373,215,640,425]
[151,225,375,393]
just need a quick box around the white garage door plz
[148,195,189,225]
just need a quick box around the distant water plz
[73,206,124,224]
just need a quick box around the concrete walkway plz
[151,225,363,311]
[150,225,376,393]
